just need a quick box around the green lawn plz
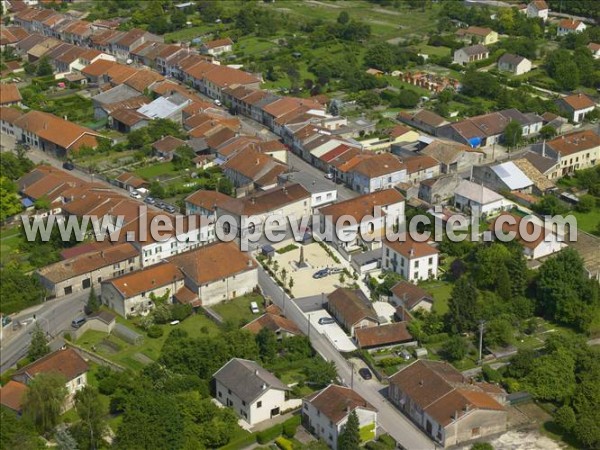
[43,94,94,125]
[76,313,220,371]
[419,280,453,315]
[164,25,215,43]
[134,162,177,180]
[212,293,265,326]
[417,45,452,58]
[571,207,600,234]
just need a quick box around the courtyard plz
[267,240,351,298]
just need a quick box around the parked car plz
[325,172,334,180]
[129,191,142,199]
[318,317,335,325]
[359,368,372,380]
[166,205,177,214]
[399,349,412,361]
[62,161,74,171]
[214,99,222,106]
[71,316,86,328]
[144,196,156,205]
[313,269,329,279]
[328,267,343,274]
[250,302,260,314]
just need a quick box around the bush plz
[147,325,164,338]
[63,332,72,341]
[276,244,298,254]
[170,304,192,322]
[275,437,293,450]
[282,415,300,438]
[256,424,282,444]
[378,434,397,449]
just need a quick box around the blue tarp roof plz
[468,137,482,147]
[21,198,34,207]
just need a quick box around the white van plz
[250,302,259,314]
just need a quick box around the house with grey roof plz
[454,179,511,217]
[453,44,489,66]
[497,53,532,75]
[213,358,291,425]
[472,161,534,194]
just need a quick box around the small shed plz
[261,244,275,258]
[112,323,144,345]
[414,347,428,358]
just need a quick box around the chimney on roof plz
[419,379,424,387]
[409,248,415,257]
[255,369,259,376]
[250,196,256,205]
[247,259,253,268]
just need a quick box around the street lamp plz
[477,320,486,366]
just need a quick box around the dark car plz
[71,316,86,328]
[317,317,335,325]
[312,269,329,279]
[62,161,75,171]
[359,368,372,380]
[166,205,178,214]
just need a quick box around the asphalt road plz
[286,152,358,202]
[0,291,87,373]
[258,267,437,450]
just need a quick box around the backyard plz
[212,293,265,327]
[76,312,220,371]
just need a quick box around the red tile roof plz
[319,189,404,223]
[384,235,439,259]
[0,380,27,412]
[0,83,22,105]
[305,385,375,424]
[16,348,89,382]
[355,322,413,348]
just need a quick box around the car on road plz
[144,196,156,205]
[325,172,334,180]
[359,368,372,380]
[317,317,335,325]
[62,161,74,171]
[71,316,86,328]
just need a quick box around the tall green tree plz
[116,390,185,450]
[256,328,277,362]
[86,286,100,314]
[27,323,50,362]
[36,56,53,76]
[442,335,468,362]
[338,410,360,450]
[22,372,67,434]
[73,387,107,450]
[446,277,479,333]
[504,120,522,148]
[536,248,599,332]
[0,406,44,450]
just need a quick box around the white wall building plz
[382,237,439,282]
[213,358,290,426]
[302,384,377,449]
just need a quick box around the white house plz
[556,93,596,123]
[382,236,439,282]
[318,189,405,257]
[491,213,566,260]
[302,384,377,449]
[557,19,586,36]
[168,241,258,307]
[453,45,489,66]
[526,0,549,21]
[200,37,234,56]
[587,43,600,59]
[497,53,532,76]
[12,348,89,410]
[278,171,337,210]
[100,262,185,317]
[122,213,216,267]
[342,153,407,194]
[213,358,291,425]
[454,179,511,217]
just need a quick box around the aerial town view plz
[0,0,599,449]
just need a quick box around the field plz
[134,161,177,180]
[263,1,440,41]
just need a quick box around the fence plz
[65,341,125,372]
